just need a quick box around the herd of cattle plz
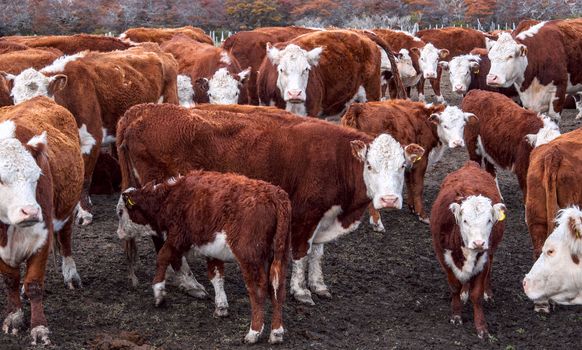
[0,19,581,346]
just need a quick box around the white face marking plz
[194,231,235,261]
[78,124,96,155]
[0,223,48,267]
[267,44,322,103]
[396,49,417,81]
[419,43,445,79]
[523,206,582,304]
[0,121,43,226]
[447,54,481,94]
[379,46,392,72]
[207,68,247,104]
[312,206,361,244]
[444,247,488,283]
[115,194,157,240]
[516,21,547,40]
[449,195,505,251]
[431,106,472,148]
[10,68,52,104]
[487,33,528,87]
[177,74,195,107]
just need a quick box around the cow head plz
[205,67,250,105]
[486,33,528,87]
[523,207,582,305]
[396,49,418,81]
[411,43,448,80]
[428,106,475,148]
[177,74,195,107]
[266,43,323,104]
[0,120,46,226]
[525,117,560,148]
[450,195,506,251]
[351,134,424,210]
[4,68,67,104]
[116,190,157,240]
[441,54,481,94]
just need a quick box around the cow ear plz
[26,131,47,158]
[438,61,449,70]
[464,112,477,121]
[404,143,425,165]
[306,47,323,66]
[428,113,440,124]
[266,42,281,65]
[449,202,462,223]
[238,67,251,84]
[568,216,582,240]
[469,61,480,74]
[195,78,209,92]
[525,133,537,147]
[485,37,495,51]
[49,74,67,94]
[0,71,15,81]
[438,49,449,59]
[492,203,507,222]
[518,44,528,57]
[350,140,367,163]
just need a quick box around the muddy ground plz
[2,73,582,350]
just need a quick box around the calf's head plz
[3,68,67,104]
[523,207,582,305]
[266,43,323,104]
[351,134,424,210]
[116,190,157,240]
[0,120,46,226]
[177,74,195,107]
[450,195,506,251]
[487,33,528,87]
[411,43,448,80]
[440,54,481,94]
[204,67,250,105]
[396,49,417,81]
[428,106,475,148]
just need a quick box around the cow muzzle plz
[424,72,437,79]
[486,74,504,86]
[470,239,487,251]
[15,205,42,226]
[453,84,466,94]
[449,139,465,148]
[379,195,400,209]
[286,89,304,103]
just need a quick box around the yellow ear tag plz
[498,211,506,222]
[127,198,136,207]
[474,69,479,74]
[414,156,422,163]
[576,229,581,239]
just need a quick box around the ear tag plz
[474,69,479,74]
[414,156,422,163]
[127,198,136,207]
[498,211,506,222]
[576,229,581,239]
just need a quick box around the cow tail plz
[270,190,292,301]
[361,31,407,99]
[543,149,562,234]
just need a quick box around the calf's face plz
[267,43,322,104]
[523,207,582,305]
[396,49,417,81]
[116,192,157,240]
[428,106,475,148]
[351,134,424,210]
[487,33,528,87]
[413,43,448,80]
[0,121,45,226]
[441,55,481,94]
[4,68,67,104]
[177,74,195,107]
[449,195,505,251]
[206,67,250,105]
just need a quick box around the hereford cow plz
[4,44,178,225]
[461,90,560,199]
[431,161,506,338]
[1,34,131,55]
[0,47,63,106]
[117,103,424,305]
[120,26,213,45]
[415,27,490,103]
[160,35,250,105]
[523,206,582,310]
[0,41,29,55]
[0,97,84,345]
[119,171,291,344]
[342,101,475,226]
[257,29,405,117]
[222,26,316,105]
[486,19,582,121]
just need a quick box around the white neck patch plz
[40,51,87,74]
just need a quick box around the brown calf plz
[120,26,213,45]
[1,34,131,54]
[120,171,291,344]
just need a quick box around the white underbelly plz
[193,231,235,262]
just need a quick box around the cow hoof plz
[312,288,332,299]
[30,325,51,346]
[244,328,262,344]
[477,330,489,339]
[371,222,386,233]
[534,302,550,314]
[450,315,462,325]
[153,282,166,307]
[269,327,285,344]
[214,307,229,318]
[129,273,139,288]
[2,309,24,335]
[460,291,469,304]
[484,292,494,303]
[418,216,430,224]
[293,291,315,306]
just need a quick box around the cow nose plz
[380,195,399,208]
[454,84,465,92]
[486,74,499,84]
[424,72,437,79]
[20,205,41,223]
[472,240,485,249]
[450,140,465,148]
[287,90,302,99]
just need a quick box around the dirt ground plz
[2,72,582,350]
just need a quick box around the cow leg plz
[469,273,488,338]
[575,92,582,120]
[124,237,139,287]
[208,258,228,317]
[308,243,331,298]
[483,259,493,302]
[241,263,267,344]
[432,67,445,104]
[165,256,207,299]
[417,78,426,102]
[24,243,51,346]
[445,269,463,325]
[57,220,82,289]
[290,256,313,305]
[1,262,23,336]
[152,243,182,307]
[368,204,385,233]
[289,217,321,305]
[268,259,287,344]
[404,171,415,213]
[410,164,429,223]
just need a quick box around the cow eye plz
[367,164,373,171]
[443,125,450,129]
[278,68,283,73]
[463,219,468,224]
[547,249,555,256]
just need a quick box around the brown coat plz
[121,26,213,45]
[1,34,131,55]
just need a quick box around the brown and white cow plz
[120,26,213,45]
[523,206,582,308]
[486,19,582,121]
[4,44,178,225]
[431,161,506,338]
[0,96,83,345]
[257,29,405,117]
[160,34,250,106]
[117,103,424,305]
[0,47,63,107]
[342,101,474,225]
[222,26,317,105]
[1,34,131,55]
[461,90,560,199]
[119,171,291,344]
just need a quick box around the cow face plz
[487,33,528,87]
[116,192,156,240]
[351,134,424,210]
[177,74,195,107]
[396,49,418,81]
[207,67,250,105]
[449,195,505,251]
[412,43,448,80]
[6,68,67,104]
[525,118,560,148]
[441,55,481,94]
[428,106,475,148]
[523,207,582,305]
[266,43,323,104]
[0,121,45,226]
